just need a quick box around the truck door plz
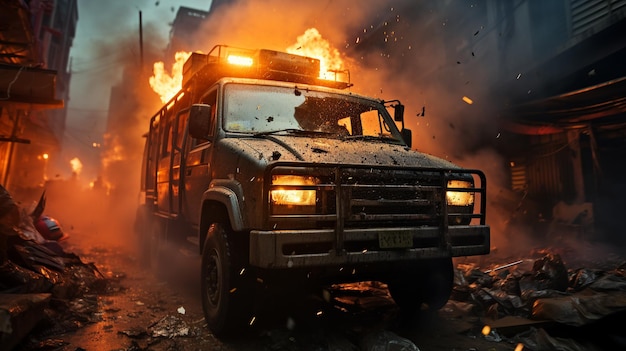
[156,107,188,216]
[183,89,217,227]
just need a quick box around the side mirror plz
[401,128,412,148]
[393,103,405,122]
[189,104,212,140]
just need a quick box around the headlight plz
[270,175,318,214]
[446,180,474,206]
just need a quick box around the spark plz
[462,96,474,105]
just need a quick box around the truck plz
[136,45,490,337]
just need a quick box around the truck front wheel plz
[201,223,253,338]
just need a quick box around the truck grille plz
[266,163,486,229]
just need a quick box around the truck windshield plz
[223,83,404,143]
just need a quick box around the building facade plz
[0,0,77,198]
[352,0,626,244]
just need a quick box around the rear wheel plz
[201,223,253,338]
[387,258,454,321]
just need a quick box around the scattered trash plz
[454,252,626,349]
[118,328,148,339]
[177,306,185,315]
[149,315,190,338]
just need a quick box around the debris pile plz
[0,185,107,350]
[452,251,626,350]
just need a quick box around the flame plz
[286,28,345,80]
[148,29,344,101]
[70,157,83,175]
[149,51,191,103]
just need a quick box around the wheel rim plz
[204,248,222,306]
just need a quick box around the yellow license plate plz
[379,232,413,249]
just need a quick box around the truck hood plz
[225,136,460,169]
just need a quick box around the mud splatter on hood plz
[222,136,460,169]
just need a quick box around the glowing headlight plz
[270,175,318,207]
[446,180,474,206]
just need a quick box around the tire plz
[387,258,454,320]
[201,223,253,338]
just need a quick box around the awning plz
[0,64,63,109]
[505,77,626,134]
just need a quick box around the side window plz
[162,121,172,156]
[176,111,188,151]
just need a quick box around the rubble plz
[0,293,50,351]
[453,250,626,350]
[0,185,108,349]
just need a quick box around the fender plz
[200,184,245,232]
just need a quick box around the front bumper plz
[250,225,490,268]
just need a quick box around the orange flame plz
[148,29,345,100]
[286,28,345,80]
[70,157,82,175]
[149,51,191,103]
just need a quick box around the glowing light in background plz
[70,157,83,175]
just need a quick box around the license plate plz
[379,231,413,249]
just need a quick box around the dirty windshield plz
[223,83,404,143]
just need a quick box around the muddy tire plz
[201,223,253,338]
[387,258,454,320]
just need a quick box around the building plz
[0,0,77,197]
[164,6,210,65]
[352,0,626,244]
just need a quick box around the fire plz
[70,157,83,175]
[149,51,191,103]
[148,29,345,101]
[286,28,345,80]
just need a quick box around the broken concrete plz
[0,293,51,351]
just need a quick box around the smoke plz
[45,6,167,255]
[49,0,618,267]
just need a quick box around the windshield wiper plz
[343,135,400,142]
[253,129,330,137]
